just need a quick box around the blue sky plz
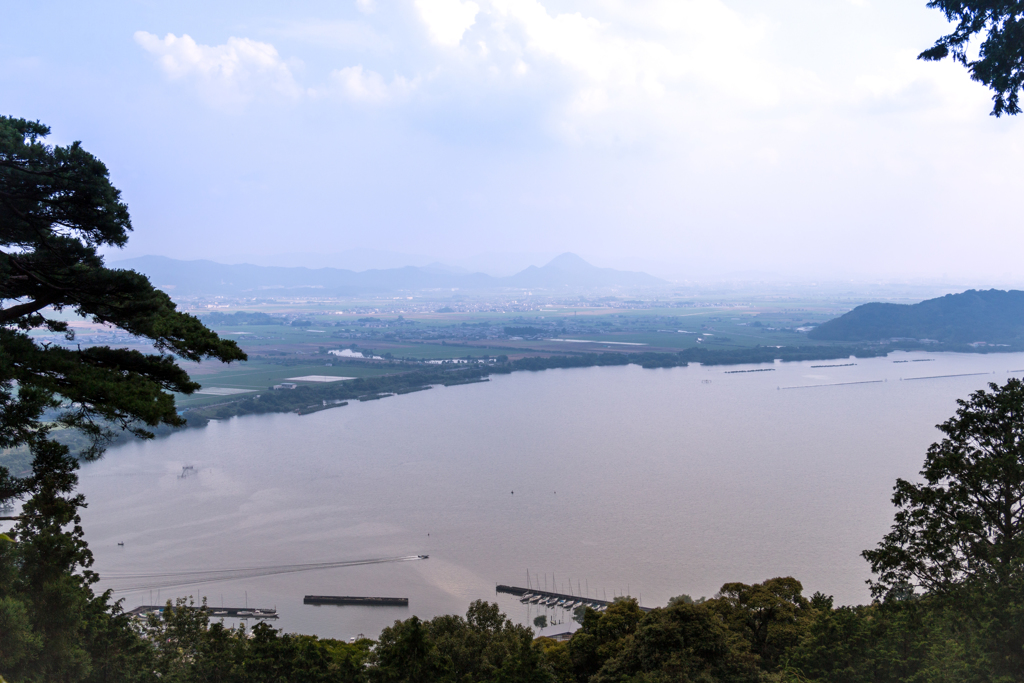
[2,1,1021,281]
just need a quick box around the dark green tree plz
[566,598,643,682]
[789,595,980,683]
[0,115,243,682]
[589,601,761,683]
[140,599,369,683]
[707,577,812,671]
[864,378,1024,679]
[370,601,549,683]
[0,115,244,475]
[919,1,1024,116]
[370,615,445,683]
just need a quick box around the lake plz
[71,351,1024,640]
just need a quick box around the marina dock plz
[128,605,278,619]
[496,585,653,612]
[304,595,409,607]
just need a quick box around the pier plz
[304,595,409,606]
[127,605,278,619]
[496,585,653,612]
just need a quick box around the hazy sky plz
[3,1,1021,281]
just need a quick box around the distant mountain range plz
[809,289,1024,345]
[112,252,666,296]
[219,248,566,277]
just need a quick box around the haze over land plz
[114,252,666,296]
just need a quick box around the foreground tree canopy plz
[864,377,1024,678]
[920,1,1024,116]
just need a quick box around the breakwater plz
[304,595,409,606]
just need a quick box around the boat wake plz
[100,555,427,593]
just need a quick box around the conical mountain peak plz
[544,252,594,272]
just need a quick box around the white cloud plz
[382,0,992,147]
[473,0,782,142]
[134,31,302,104]
[133,1,779,130]
[133,2,994,146]
[356,0,376,13]
[415,0,480,46]
[328,65,417,103]
[136,28,418,108]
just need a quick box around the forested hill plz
[808,289,1024,345]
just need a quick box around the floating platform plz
[304,595,409,607]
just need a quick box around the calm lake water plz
[67,352,1024,639]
